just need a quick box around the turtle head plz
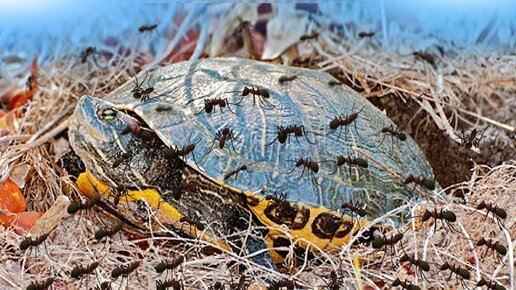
[68,95,159,187]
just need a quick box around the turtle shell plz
[104,58,437,217]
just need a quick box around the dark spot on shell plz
[311,212,342,239]
[334,219,354,238]
[264,201,297,227]
[291,207,310,230]
[271,236,291,258]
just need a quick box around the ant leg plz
[286,166,298,175]
[376,134,387,149]
[298,166,307,180]
[294,135,301,145]
[194,107,206,116]
[253,95,256,106]
[353,121,364,140]
[226,100,237,114]
[302,125,315,144]
[265,136,279,147]
[230,139,239,154]
[329,165,339,175]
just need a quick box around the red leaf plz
[0,178,26,214]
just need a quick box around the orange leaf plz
[0,109,16,131]
[8,90,32,110]
[0,178,26,214]
[0,109,5,119]
[12,211,43,235]
[30,56,38,78]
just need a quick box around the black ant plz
[474,238,507,263]
[224,162,258,181]
[391,278,421,290]
[26,278,54,290]
[437,261,471,288]
[138,24,158,33]
[358,31,375,38]
[156,279,183,290]
[287,157,320,185]
[230,274,250,290]
[459,127,488,149]
[404,174,435,191]
[26,74,38,91]
[300,32,319,41]
[155,256,185,274]
[377,125,407,151]
[476,278,507,290]
[20,232,50,252]
[264,191,291,209]
[95,222,123,241]
[320,270,344,290]
[228,86,274,107]
[470,200,507,228]
[326,155,368,177]
[371,231,404,264]
[68,195,101,215]
[120,120,155,142]
[71,261,100,287]
[111,151,132,169]
[163,135,202,168]
[196,98,237,115]
[94,281,112,290]
[329,104,366,141]
[412,51,436,68]
[132,71,156,101]
[266,125,315,147]
[80,46,100,64]
[179,214,205,232]
[155,105,172,112]
[412,208,458,233]
[399,247,431,280]
[328,80,343,86]
[170,181,197,201]
[208,281,224,290]
[111,261,140,279]
[208,128,241,154]
[278,75,297,84]
[341,201,367,223]
[270,278,300,290]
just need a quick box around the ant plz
[179,214,205,232]
[404,174,435,191]
[26,278,55,290]
[326,155,368,177]
[377,125,407,151]
[437,261,471,288]
[474,238,507,263]
[138,24,158,34]
[26,74,38,91]
[329,104,366,141]
[208,281,224,290]
[470,200,507,228]
[111,150,132,169]
[278,75,297,84]
[224,162,258,181]
[459,127,488,149]
[399,247,431,280]
[287,157,320,185]
[412,51,436,68]
[155,256,185,274]
[80,46,100,65]
[71,261,100,288]
[94,222,123,241]
[20,233,50,251]
[371,230,404,264]
[391,278,421,290]
[300,32,319,41]
[358,31,375,38]
[341,201,366,222]
[227,86,275,108]
[120,120,156,143]
[68,195,101,215]
[132,71,156,102]
[264,191,292,210]
[163,135,202,168]
[230,274,250,290]
[476,278,507,290]
[328,80,343,86]
[266,125,315,147]
[170,181,197,201]
[156,279,183,290]
[270,278,300,290]
[320,270,344,290]
[208,128,241,154]
[111,261,140,279]
[412,208,458,234]
[155,105,172,112]
[195,98,237,115]
[94,281,112,290]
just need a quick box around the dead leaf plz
[30,195,71,236]
[4,211,44,235]
[0,178,26,214]
[262,15,308,60]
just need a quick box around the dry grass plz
[1,5,514,290]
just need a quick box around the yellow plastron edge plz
[242,191,370,253]
[76,171,232,252]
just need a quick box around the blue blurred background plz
[0,0,515,63]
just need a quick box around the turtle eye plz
[99,108,117,121]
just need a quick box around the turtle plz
[67,57,439,264]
